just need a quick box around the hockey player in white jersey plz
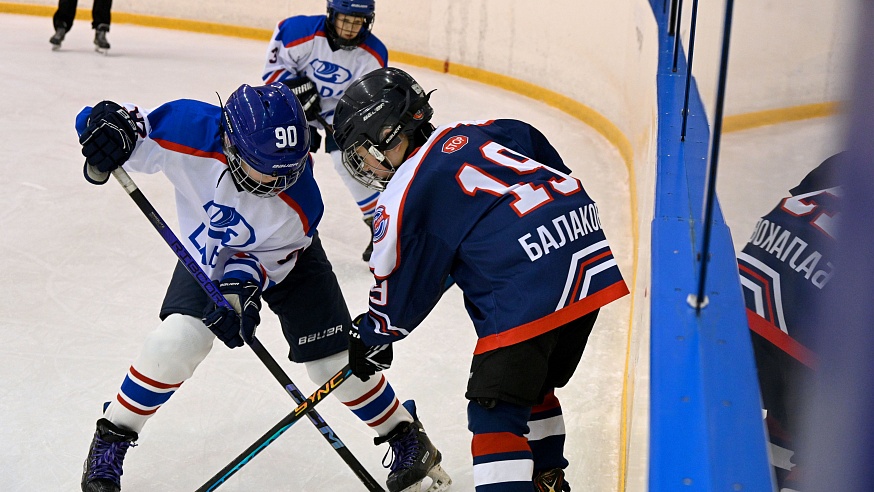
[74,83,444,492]
[263,0,388,261]
[333,68,630,492]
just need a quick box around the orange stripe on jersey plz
[473,280,629,355]
[471,432,531,457]
[278,193,311,235]
[153,138,227,162]
[746,310,818,369]
[570,250,613,301]
[129,366,182,390]
[285,32,318,48]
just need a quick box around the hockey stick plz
[197,366,355,492]
[109,167,384,491]
[314,113,334,134]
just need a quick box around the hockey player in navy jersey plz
[737,152,844,492]
[74,83,445,492]
[263,0,388,261]
[333,67,630,492]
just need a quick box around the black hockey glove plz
[309,126,322,153]
[282,76,321,122]
[348,313,393,381]
[79,101,138,185]
[202,279,262,349]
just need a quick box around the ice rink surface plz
[1,14,632,492]
[2,11,841,492]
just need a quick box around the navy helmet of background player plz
[262,0,387,262]
[74,83,446,492]
[333,67,630,492]
[326,0,376,48]
[737,152,844,492]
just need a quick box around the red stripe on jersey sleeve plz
[153,138,227,163]
[361,43,387,67]
[278,193,311,235]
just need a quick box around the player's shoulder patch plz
[441,134,469,154]
[372,205,390,243]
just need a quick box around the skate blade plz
[94,47,109,55]
[51,45,61,51]
[398,464,452,492]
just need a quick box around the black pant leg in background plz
[52,0,78,30]
[91,0,112,29]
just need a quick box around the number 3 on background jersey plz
[275,126,298,148]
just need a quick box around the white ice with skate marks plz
[2,13,633,491]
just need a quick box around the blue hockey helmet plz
[222,83,310,197]
[326,0,375,49]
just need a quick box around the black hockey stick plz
[315,113,334,134]
[109,168,383,491]
[197,366,356,492]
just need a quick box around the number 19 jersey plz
[358,119,629,354]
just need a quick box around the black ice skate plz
[81,418,138,492]
[533,468,570,492]
[375,400,451,492]
[50,24,67,50]
[362,216,374,262]
[94,24,110,54]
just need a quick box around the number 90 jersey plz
[358,119,629,354]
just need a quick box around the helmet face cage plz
[340,137,397,192]
[326,0,375,49]
[334,69,433,191]
[223,134,301,198]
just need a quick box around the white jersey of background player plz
[73,83,443,492]
[263,0,387,261]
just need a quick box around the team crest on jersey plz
[372,206,390,243]
[309,60,352,84]
[442,135,468,154]
[189,202,256,267]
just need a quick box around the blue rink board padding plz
[648,1,773,491]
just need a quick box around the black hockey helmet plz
[325,0,375,50]
[333,67,434,191]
